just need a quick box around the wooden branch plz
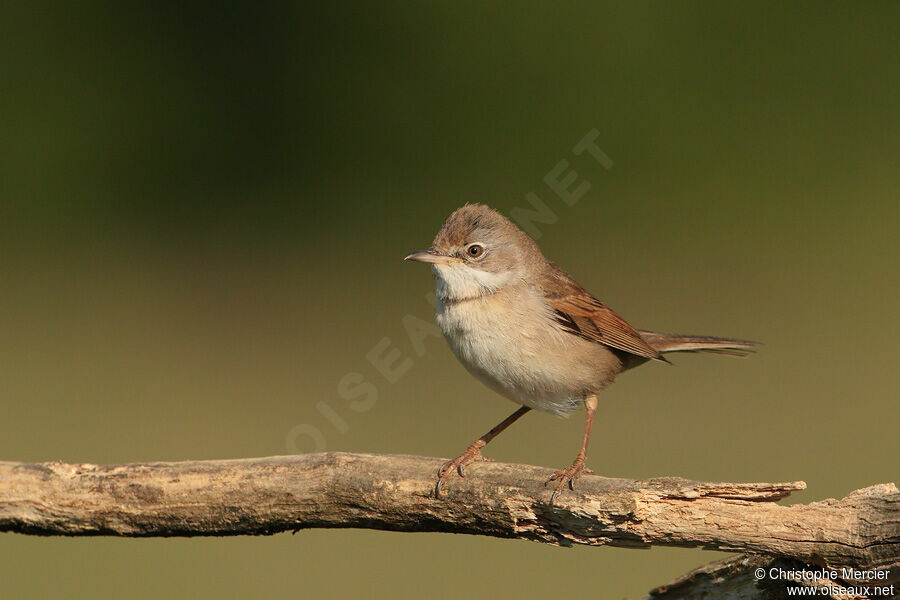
[648,554,801,600]
[1,452,897,586]
[647,553,898,600]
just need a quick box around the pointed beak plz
[404,248,454,265]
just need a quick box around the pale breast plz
[435,285,622,416]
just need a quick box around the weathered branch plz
[647,553,898,600]
[1,452,897,587]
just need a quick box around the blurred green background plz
[1,2,897,598]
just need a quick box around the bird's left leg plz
[435,405,531,497]
[547,394,597,504]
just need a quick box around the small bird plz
[405,204,757,503]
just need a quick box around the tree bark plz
[2,452,897,591]
[646,553,899,600]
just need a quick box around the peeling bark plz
[1,453,897,588]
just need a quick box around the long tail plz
[638,331,760,357]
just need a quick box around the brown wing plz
[542,263,665,362]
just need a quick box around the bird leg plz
[547,394,597,504]
[435,406,531,497]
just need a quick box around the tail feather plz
[638,331,760,357]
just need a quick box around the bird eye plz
[466,244,485,258]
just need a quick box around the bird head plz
[405,204,544,302]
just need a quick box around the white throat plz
[432,263,517,302]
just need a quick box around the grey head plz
[405,204,546,301]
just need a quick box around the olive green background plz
[1,3,897,598]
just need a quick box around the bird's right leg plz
[547,394,598,504]
[435,405,531,497]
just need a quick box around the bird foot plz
[547,456,594,504]
[434,442,494,497]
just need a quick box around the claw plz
[434,443,491,497]
[459,455,494,477]
[549,487,563,505]
[546,456,591,505]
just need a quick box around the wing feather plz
[542,263,664,361]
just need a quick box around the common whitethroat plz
[405,204,757,503]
